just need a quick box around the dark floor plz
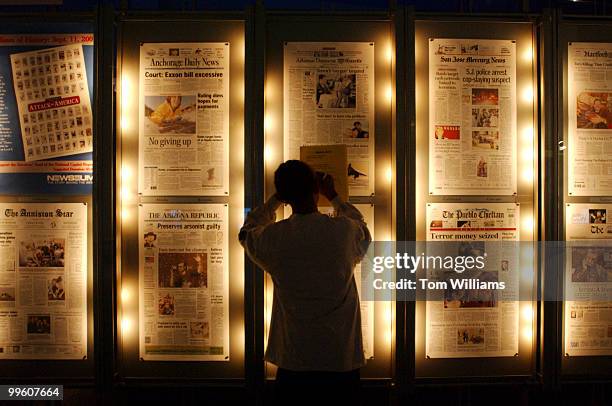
[1,382,610,406]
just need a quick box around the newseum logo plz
[46,174,93,184]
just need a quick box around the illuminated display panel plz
[415,20,537,377]
[263,18,396,380]
[563,42,612,362]
[560,23,612,377]
[117,19,245,378]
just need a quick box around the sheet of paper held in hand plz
[300,144,348,206]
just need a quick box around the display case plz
[413,18,538,380]
[558,18,612,379]
[116,15,246,383]
[0,19,96,383]
[262,14,396,383]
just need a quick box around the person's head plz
[353,121,362,129]
[593,98,603,113]
[167,96,182,111]
[274,160,318,208]
[178,262,186,273]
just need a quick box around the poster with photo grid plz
[10,43,93,161]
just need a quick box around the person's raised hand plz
[317,171,338,201]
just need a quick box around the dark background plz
[2,0,612,15]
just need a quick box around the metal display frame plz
[538,7,562,392]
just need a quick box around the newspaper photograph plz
[565,204,612,356]
[284,42,374,196]
[139,43,229,196]
[568,43,612,196]
[9,43,93,161]
[429,39,517,195]
[425,203,519,358]
[139,203,229,361]
[320,204,374,358]
[0,203,87,359]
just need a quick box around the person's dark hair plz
[274,160,317,205]
[353,121,361,126]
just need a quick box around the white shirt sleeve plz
[331,195,372,262]
[239,195,282,269]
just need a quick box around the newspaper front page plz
[565,204,612,356]
[0,202,87,359]
[284,42,374,196]
[568,43,612,196]
[139,203,229,361]
[425,203,519,358]
[10,43,93,161]
[139,43,229,196]
[429,39,517,195]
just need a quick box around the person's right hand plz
[318,172,338,201]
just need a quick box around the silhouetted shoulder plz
[327,213,364,234]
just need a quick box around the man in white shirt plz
[239,160,372,405]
